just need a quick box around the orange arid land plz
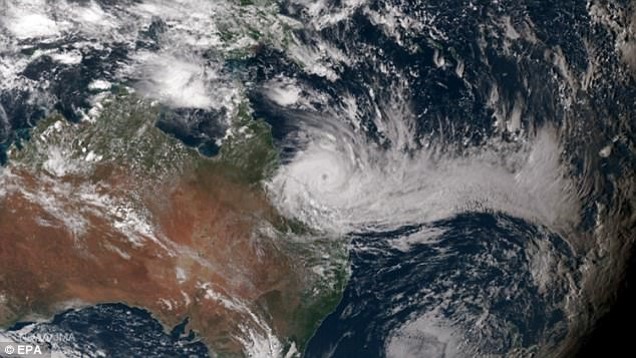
[0,95,347,356]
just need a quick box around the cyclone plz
[266,82,579,235]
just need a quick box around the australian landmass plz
[0,93,348,357]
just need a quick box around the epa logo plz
[1,343,49,357]
[4,344,42,354]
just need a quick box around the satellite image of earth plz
[0,0,634,357]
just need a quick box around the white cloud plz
[133,53,217,109]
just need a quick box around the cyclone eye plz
[321,173,329,181]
